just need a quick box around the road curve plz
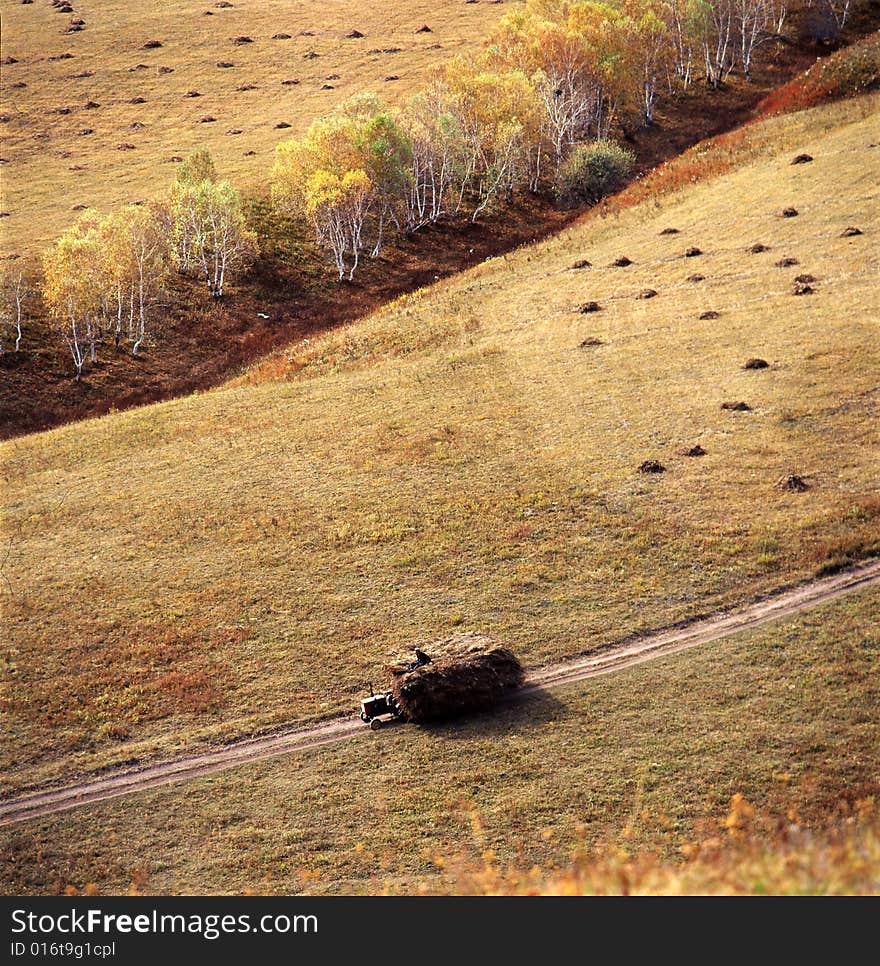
[2,559,878,828]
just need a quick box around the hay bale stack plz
[388,634,523,723]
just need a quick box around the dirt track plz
[2,559,878,828]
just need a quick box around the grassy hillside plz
[1,94,877,799]
[4,14,878,446]
[0,0,511,255]
[1,586,876,895]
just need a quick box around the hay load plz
[387,633,523,723]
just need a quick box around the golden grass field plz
[1,93,878,803]
[2,586,876,895]
[0,0,513,256]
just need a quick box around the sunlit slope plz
[0,0,511,254]
[1,96,878,795]
[2,586,877,895]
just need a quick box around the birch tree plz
[170,148,218,276]
[307,169,374,280]
[487,9,601,175]
[699,0,736,89]
[821,0,856,30]
[623,0,675,124]
[103,206,169,353]
[402,81,465,229]
[43,221,104,380]
[735,0,772,79]
[668,0,704,86]
[171,180,256,297]
[337,95,412,254]
[442,60,542,221]
[0,268,28,355]
[271,99,410,278]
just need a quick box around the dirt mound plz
[638,289,658,299]
[775,257,798,267]
[578,301,601,313]
[687,274,705,282]
[679,444,707,457]
[721,400,751,411]
[416,25,432,33]
[781,207,799,217]
[684,247,702,257]
[273,33,292,40]
[743,357,769,369]
[749,243,770,253]
[388,634,523,723]
[233,36,253,44]
[612,256,632,267]
[699,310,720,320]
[840,226,863,237]
[777,474,810,492]
[569,259,591,269]
[792,281,815,295]
[142,40,162,49]
[794,273,815,284]
[791,153,813,164]
[658,227,679,235]
[638,459,665,473]
[579,336,604,347]
[346,30,365,39]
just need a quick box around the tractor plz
[359,685,404,730]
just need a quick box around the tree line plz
[5,0,861,378]
[269,0,858,279]
[24,152,257,380]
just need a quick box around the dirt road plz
[2,559,877,828]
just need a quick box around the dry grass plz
[756,32,880,119]
[0,0,510,256]
[1,587,876,895]
[1,95,878,798]
[446,801,880,895]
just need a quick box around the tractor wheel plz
[360,712,370,723]
[369,718,383,731]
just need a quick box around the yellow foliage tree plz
[441,59,542,220]
[43,219,104,379]
[272,99,410,279]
